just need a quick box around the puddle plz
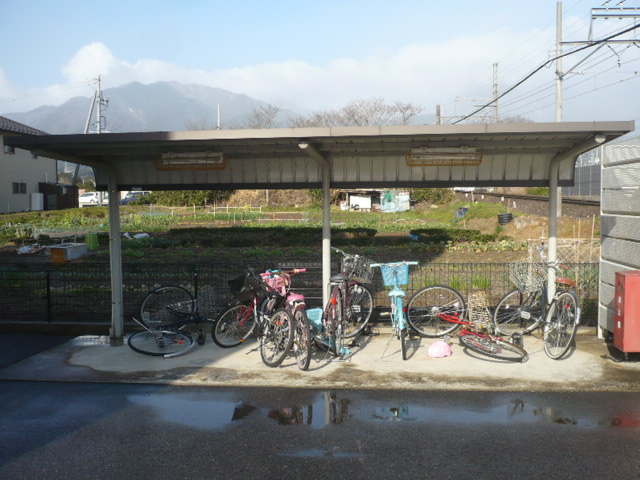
[128,391,640,430]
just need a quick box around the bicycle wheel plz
[459,333,528,363]
[543,291,579,360]
[293,308,312,371]
[493,289,543,336]
[343,283,373,338]
[128,330,195,358]
[260,308,295,367]
[212,303,256,348]
[140,286,195,327]
[407,285,466,338]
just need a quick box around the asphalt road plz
[1,382,639,480]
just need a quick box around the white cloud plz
[3,23,638,124]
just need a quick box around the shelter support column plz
[547,164,559,302]
[298,140,331,307]
[546,133,606,303]
[105,169,124,345]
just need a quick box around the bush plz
[146,190,234,206]
[409,228,498,244]
[411,188,455,205]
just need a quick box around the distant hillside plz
[3,81,301,134]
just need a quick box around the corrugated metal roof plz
[3,121,634,190]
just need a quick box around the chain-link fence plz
[0,260,600,330]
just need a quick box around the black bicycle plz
[128,285,215,358]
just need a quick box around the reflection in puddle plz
[128,392,639,431]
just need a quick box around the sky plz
[1,0,639,123]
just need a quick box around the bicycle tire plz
[293,308,312,371]
[260,308,295,367]
[212,303,256,348]
[400,327,408,361]
[343,283,373,338]
[543,291,579,360]
[459,333,528,363]
[407,285,466,338]
[493,289,543,336]
[140,286,195,327]
[128,330,195,358]
[327,286,345,357]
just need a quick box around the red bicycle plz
[406,285,528,363]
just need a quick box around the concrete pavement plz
[1,327,638,391]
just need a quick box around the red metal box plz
[614,270,640,353]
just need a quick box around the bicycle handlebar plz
[370,261,419,268]
[261,268,307,277]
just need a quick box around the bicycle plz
[128,285,215,358]
[310,250,375,358]
[260,268,312,371]
[211,268,295,368]
[370,261,419,360]
[492,247,580,360]
[331,247,374,338]
[406,284,528,363]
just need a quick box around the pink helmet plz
[428,341,452,358]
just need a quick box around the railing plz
[0,262,599,329]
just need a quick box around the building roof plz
[3,121,635,190]
[0,115,48,136]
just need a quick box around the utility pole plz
[556,2,564,123]
[493,63,499,122]
[437,64,499,124]
[554,1,640,217]
[555,2,563,218]
[72,76,108,187]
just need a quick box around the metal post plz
[106,169,124,345]
[298,140,331,307]
[555,1,564,217]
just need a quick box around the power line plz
[453,21,640,124]
[0,80,93,105]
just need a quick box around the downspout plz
[299,140,331,307]
[547,133,606,302]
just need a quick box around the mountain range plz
[2,81,302,134]
[3,81,435,135]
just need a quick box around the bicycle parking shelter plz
[4,121,634,344]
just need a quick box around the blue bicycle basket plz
[380,263,410,287]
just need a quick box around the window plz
[12,182,27,194]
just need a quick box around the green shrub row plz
[409,228,499,244]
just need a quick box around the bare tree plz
[186,119,215,130]
[289,97,423,128]
[234,104,281,129]
[499,115,534,123]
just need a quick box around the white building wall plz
[599,137,640,335]
[1,133,58,213]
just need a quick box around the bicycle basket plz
[380,263,410,287]
[228,272,262,302]
[341,254,374,283]
[508,261,546,293]
[260,271,288,295]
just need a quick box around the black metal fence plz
[0,261,600,330]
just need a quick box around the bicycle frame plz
[371,261,418,360]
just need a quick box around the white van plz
[78,192,109,207]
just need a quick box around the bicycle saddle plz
[330,273,349,282]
